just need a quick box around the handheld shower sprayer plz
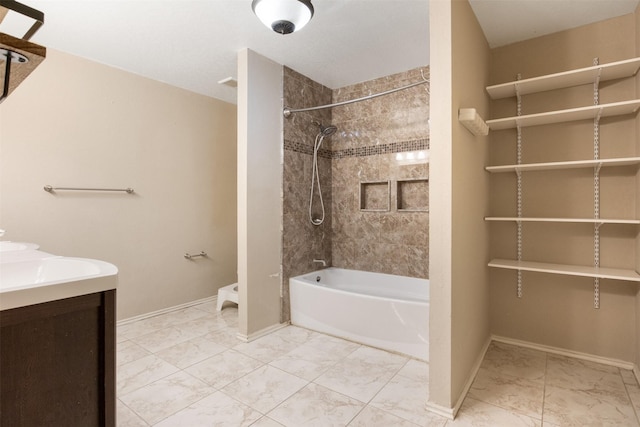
[309,122,337,225]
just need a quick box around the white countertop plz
[1,246,118,311]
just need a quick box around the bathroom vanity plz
[0,245,117,427]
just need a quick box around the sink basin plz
[0,241,40,252]
[0,256,118,293]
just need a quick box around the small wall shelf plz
[486,57,640,99]
[486,157,640,173]
[489,259,640,282]
[396,179,429,212]
[359,181,390,211]
[486,99,640,131]
[485,217,640,225]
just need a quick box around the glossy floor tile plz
[469,342,640,427]
[116,302,640,426]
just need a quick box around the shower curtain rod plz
[283,73,429,117]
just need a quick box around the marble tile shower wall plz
[331,67,430,278]
[331,67,430,152]
[282,67,333,322]
[282,66,429,321]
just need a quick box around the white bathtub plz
[289,268,429,360]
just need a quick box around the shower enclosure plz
[282,65,430,322]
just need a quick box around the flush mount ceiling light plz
[0,0,46,102]
[252,0,314,35]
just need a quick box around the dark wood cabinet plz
[0,290,115,427]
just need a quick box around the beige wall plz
[237,49,283,338]
[489,14,638,362]
[450,0,491,405]
[428,0,491,413]
[451,0,489,408]
[0,49,238,320]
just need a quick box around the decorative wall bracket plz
[458,108,489,136]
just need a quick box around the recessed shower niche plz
[359,181,390,211]
[397,179,429,212]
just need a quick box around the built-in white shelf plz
[487,57,640,99]
[488,259,640,282]
[485,157,640,173]
[485,217,640,225]
[486,100,640,131]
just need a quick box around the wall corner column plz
[237,48,284,339]
[427,0,492,418]
[427,0,454,415]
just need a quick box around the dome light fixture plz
[251,0,314,35]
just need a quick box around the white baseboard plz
[492,335,636,371]
[117,295,217,327]
[236,322,289,343]
[425,401,455,420]
[425,335,492,420]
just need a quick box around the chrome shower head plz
[320,125,337,137]
[312,120,337,137]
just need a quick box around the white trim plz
[492,335,636,370]
[425,336,492,420]
[236,322,289,343]
[117,295,217,327]
[424,401,455,420]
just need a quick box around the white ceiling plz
[468,0,640,48]
[3,0,640,104]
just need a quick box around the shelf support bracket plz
[593,57,600,105]
[516,74,523,298]
[593,57,601,310]
[594,108,603,127]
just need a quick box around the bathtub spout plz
[313,259,327,267]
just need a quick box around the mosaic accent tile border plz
[283,139,332,158]
[332,138,429,159]
[284,138,429,159]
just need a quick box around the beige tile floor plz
[117,300,640,426]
